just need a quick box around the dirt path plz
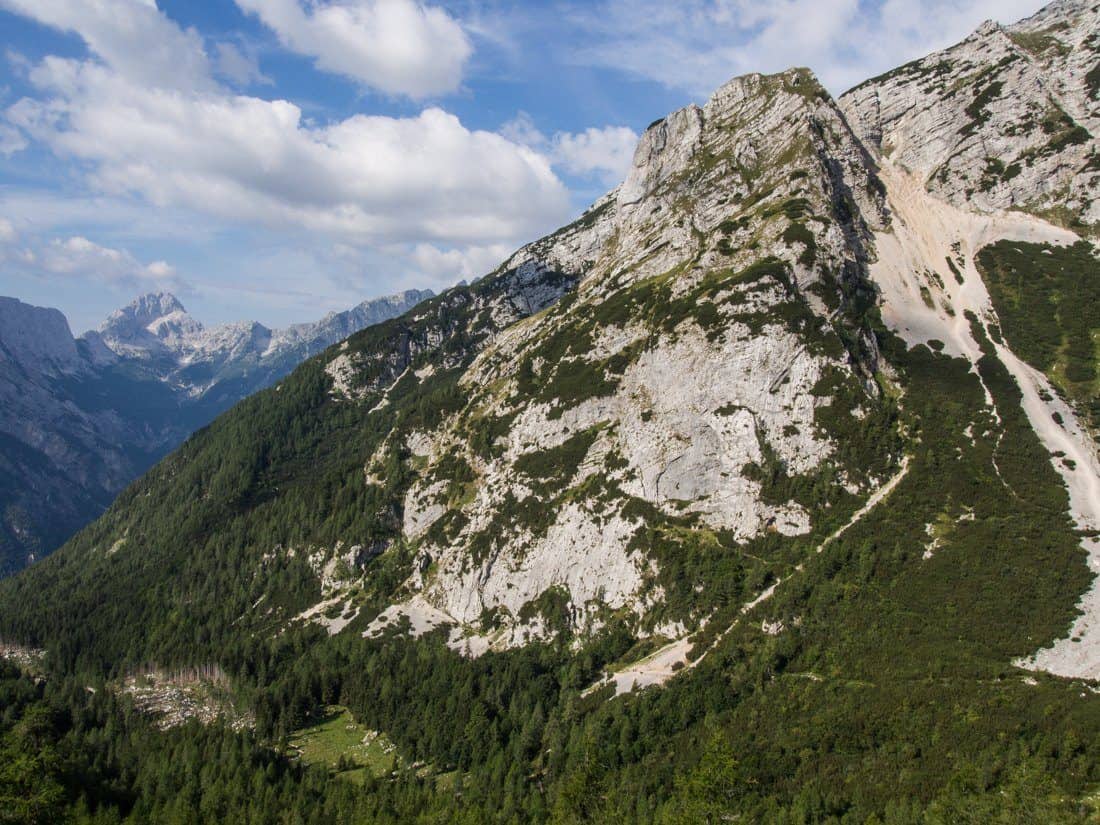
[589,456,912,696]
[820,456,911,549]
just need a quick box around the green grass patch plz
[514,426,601,492]
[290,705,402,783]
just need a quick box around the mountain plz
[83,289,437,409]
[0,2,1098,821]
[0,289,432,574]
[840,0,1098,231]
[0,66,902,658]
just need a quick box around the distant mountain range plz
[0,1,1098,820]
[0,288,432,574]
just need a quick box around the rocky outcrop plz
[0,298,83,374]
[839,0,1099,229]
[341,69,900,651]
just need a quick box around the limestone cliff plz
[840,0,1099,230]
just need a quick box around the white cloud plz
[552,126,638,186]
[410,242,512,285]
[213,42,271,87]
[502,112,638,187]
[5,58,569,245]
[499,111,545,148]
[564,0,1048,96]
[0,0,570,253]
[0,0,579,324]
[0,212,172,292]
[6,233,188,291]
[0,122,25,155]
[0,189,230,263]
[42,236,182,287]
[0,0,215,91]
[235,0,471,98]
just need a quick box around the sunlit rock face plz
[840,0,1099,228]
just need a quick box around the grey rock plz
[840,0,1098,228]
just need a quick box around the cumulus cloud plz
[6,59,569,245]
[552,126,638,186]
[4,232,187,291]
[0,217,17,243]
[235,0,471,98]
[503,112,639,187]
[42,236,181,286]
[563,0,1048,95]
[410,242,512,285]
[0,123,26,155]
[0,1,570,256]
[499,111,545,148]
[213,42,271,87]
[0,0,214,91]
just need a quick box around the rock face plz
[839,0,1099,229]
[337,68,901,650]
[293,5,1098,664]
[0,298,82,373]
[0,289,431,574]
[0,297,164,575]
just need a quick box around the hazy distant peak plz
[103,292,188,331]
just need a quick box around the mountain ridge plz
[1,2,1099,820]
[0,287,433,573]
[82,287,436,395]
[839,0,1099,231]
[4,9,1095,672]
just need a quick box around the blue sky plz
[0,0,1046,333]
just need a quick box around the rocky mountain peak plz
[1016,0,1097,27]
[616,104,704,205]
[506,66,884,311]
[0,296,80,374]
[972,19,1002,38]
[91,292,202,365]
[306,66,901,651]
[618,69,832,210]
[105,291,189,331]
[839,1,1098,229]
[708,66,821,109]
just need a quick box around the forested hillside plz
[2,1,1099,822]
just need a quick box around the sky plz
[0,0,1048,334]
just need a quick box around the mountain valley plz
[0,288,431,573]
[0,1,1098,822]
